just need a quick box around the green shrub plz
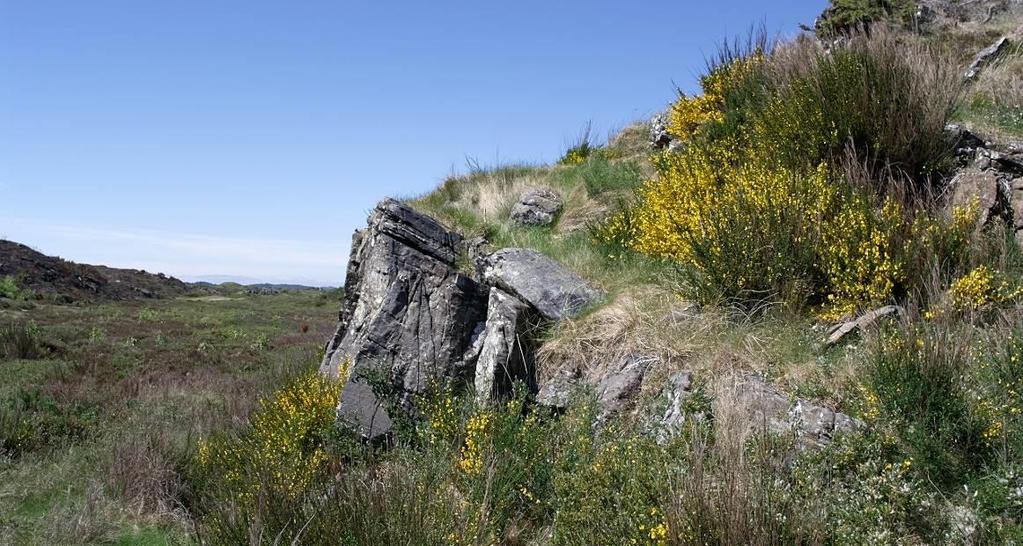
[0,320,44,360]
[816,0,918,36]
[0,275,32,301]
[749,30,957,186]
[865,323,990,484]
[0,386,99,457]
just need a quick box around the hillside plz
[0,240,189,303]
[4,1,1023,545]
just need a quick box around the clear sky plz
[0,1,826,286]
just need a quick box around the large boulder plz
[480,248,601,321]
[320,199,487,440]
[474,287,541,402]
[510,189,563,227]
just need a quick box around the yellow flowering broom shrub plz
[949,265,1023,310]
[668,52,764,141]
[597,32,963,315]
[195,370,344,507]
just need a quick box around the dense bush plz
[598,30,965,315]
[0,275,32,301]
[0,320,44,360]
[191,370,344,542]
[0,386,99,457]
[190,371,1019,544]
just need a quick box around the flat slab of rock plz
[480,248,601,321]
[321,199,487,440]
[510,189,563,227]
[966,36,1009,81]
[825,305,903,346]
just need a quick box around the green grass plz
[0,291,336,545]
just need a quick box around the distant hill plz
[0,239,189,303]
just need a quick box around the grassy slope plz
[0,291,337,545]
[943,10,1023,140]
[406,125,853,411]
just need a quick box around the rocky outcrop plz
[649,109,673,149]
[510,189,563,227]
[481,248,601,321]
[322,200,602,440]
[320,199,488,440]
[947,126,1023,245]
[950,169,1002,228]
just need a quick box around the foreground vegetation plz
[0,290,338,544]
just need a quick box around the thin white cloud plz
[1,218,348,286]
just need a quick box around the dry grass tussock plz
[537,286,839,408]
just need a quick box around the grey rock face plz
[474,288,540,402]
[650,371,705,442]
[536,365,581,410]
[946,128,1023,246]
[736,375,860,447]
[535,353,657,421]
[320,199,487,440]
[649,109,674,149]
[510,189,563,227]
[480,248,601,321]
[596,354,657,421]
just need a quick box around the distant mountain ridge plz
[0,239,189,302]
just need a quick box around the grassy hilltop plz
[3,2,1023,544]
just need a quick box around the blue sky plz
[0,1,826,286]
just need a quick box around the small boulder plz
[649,109,673,149]
[480,248,601,321]
[536,365,581,410]
[595,354,657,422]
[649,370,706,442]
[510,189,563,227]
